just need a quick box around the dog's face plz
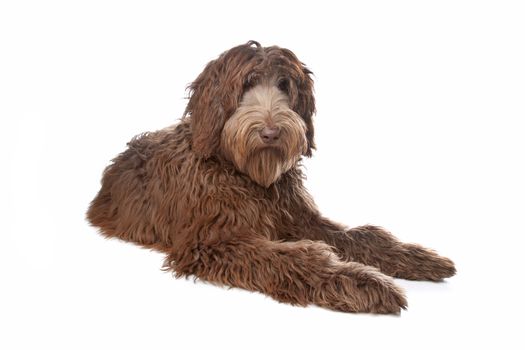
[221,77,308,187]
[185,41,315,187]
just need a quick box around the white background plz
[1,1,524,349]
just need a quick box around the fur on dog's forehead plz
[240,77,289,110]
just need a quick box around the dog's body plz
[87,41,455,313]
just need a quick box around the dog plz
[87,41,455,313]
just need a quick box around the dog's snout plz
[260,126,281,144]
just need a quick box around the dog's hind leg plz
[86,144,172,253]
[164,237,407,314]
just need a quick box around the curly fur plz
[87,41,455,314]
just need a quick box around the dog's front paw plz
[351,266,408,314]
[321,265,407,314]
[395,244,456,281]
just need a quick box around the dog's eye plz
[277,78,289,93]
[243,75,258,92]
[243,80,254,91]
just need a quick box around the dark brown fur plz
[87,41,455,314]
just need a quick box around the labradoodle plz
[87,41,455,313]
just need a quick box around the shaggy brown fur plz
[87,41,455,314]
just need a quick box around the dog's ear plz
[184,60,227,158]
[296,67,316,157]
[185,42,260,158]
[274,47,316,157]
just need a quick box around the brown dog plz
[87,41,455,313]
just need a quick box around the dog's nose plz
[260,126,281,143]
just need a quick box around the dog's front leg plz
[164,237,407,314]
[288,215,456,281]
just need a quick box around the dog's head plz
[184,41,315,187]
